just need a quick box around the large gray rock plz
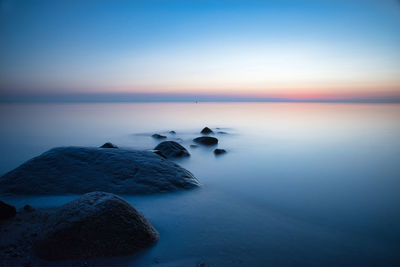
[154,141,190,158]
[34,192,158,260]
[0,147,199,195]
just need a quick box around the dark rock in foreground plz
[193,136,218,146]
[214,149,227,155]
[155,141,190,158]
[0,147,199,195]
[34,192,159,260]
[152,133,167,139]
[201,127,214,135]
[0,201,16,220]
[100,142,118,148]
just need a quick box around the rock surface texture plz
[0,147,199,195]
[154,141,190,158]
[34,192,159,260]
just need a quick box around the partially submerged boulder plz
[193,136,218,146]
[214,148,227,155]
[0,201,16,220]
[34,192,159,260]
[152,133,167,139]
[154,141,190,158]
[0,147,199,195]
[100,142,118,148]
[201,127,213,135]
[169,130,176,134]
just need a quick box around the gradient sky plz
[1,0,400,101]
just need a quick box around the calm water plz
[1,102,399,266]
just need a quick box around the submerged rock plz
[193,136,218,146]
[169,130,176,134]
[152,133,167,139]
[214,149,227,155]
[190,144,199,148]
[23,205,35,212]
[0,201,16,220]
[0,147,199,195]
[154,141,190,158]
[217,131,228,135]
[34,192,159,260]
[100,142,118,149]
[201,127,214,135]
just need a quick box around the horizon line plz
[1,97,400,104]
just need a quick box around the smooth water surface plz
[1,102,399,266]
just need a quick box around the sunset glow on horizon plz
[1,0,399,102]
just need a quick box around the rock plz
[23,205,34,212]
[0,147,200,195]
[217,131,228,135]
[149,149,167,159]
[154,141,190,158]
[201,127,213,135]
[190,144,198,148]
[152,134,167,139]
[214,149,227,155]
[0,201,16,220]
[100,142,118,149]
[193,137,218,146]
[34,192,159,260]
[169,131,176,134]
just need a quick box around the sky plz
[0,0,400,102]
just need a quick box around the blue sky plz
[0,0,400,101]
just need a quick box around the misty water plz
[0,102,399,266]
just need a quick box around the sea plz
[0,102,399,266]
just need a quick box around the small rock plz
[214,149,227,155]
[34,192,159,260]
[169,131,176,134]
[190,144,198,148]
[152,134,167,139]
[23,205,35,212]
[193,136,218,146]
[201,127,214,135]
[0,201,16,220]
[100,142,118,149]
[217,131,228,135]
[154,141,190,158]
